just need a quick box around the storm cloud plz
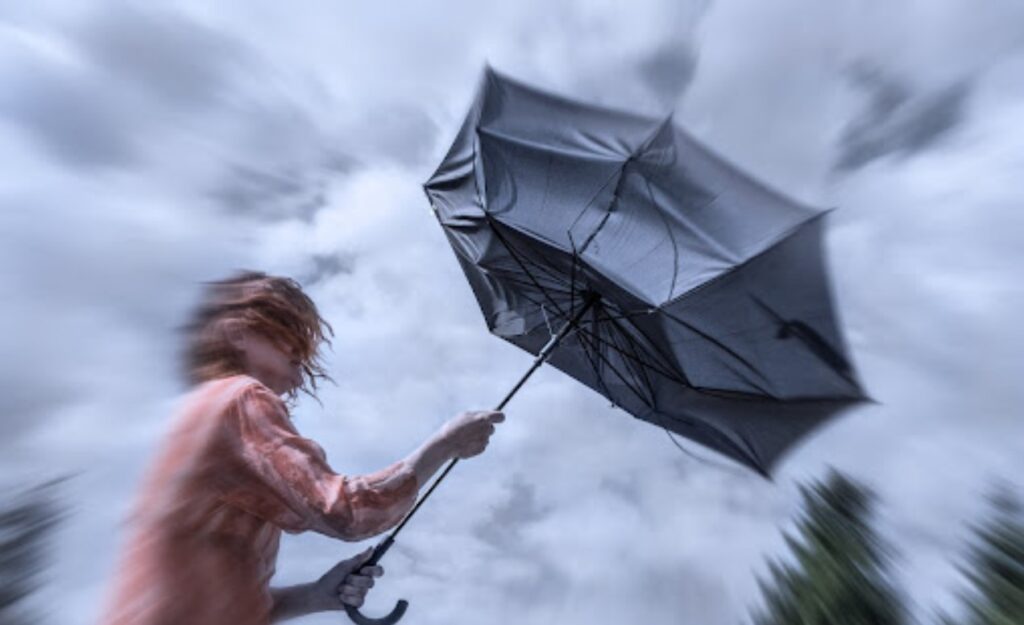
[835,63,973,171]
[1,2,1021,625]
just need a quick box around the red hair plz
[180,271,333,402]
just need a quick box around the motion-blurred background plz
[1,1,1021,624]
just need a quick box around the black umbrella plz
[345,68,867,625]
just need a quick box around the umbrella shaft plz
[378,295,597,548]
[495,296,596,411]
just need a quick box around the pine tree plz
[946,487,1024,625]
[0,481,63,625]
[751,470,906,625]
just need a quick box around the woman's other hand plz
[313,547,382,610]
[269,547,383,622]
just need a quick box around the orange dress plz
[99,374,419,625]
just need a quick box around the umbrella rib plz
[642,176,682,302]
[574,118,673,260]
[576,190,617,257]
[494,285,558,317]
[576,309,690,387]
[611,316,673,401]
[524,247,578,288]
[596,307,649,400]
[612,314,784,401]
[646,409,759,477]
[577,331,647,409]
[568,245,580,321]
[487,218,581,292]
[498,235,573,288]
[600,309,658,406]
[484,276,575,329]
[615,313,693,387]
[485,216,568,317]
[582,331,683,388]
[658,310,777,395]
[595,319,770,470]
[566,165,625,242]
[488,270,573,298]
[583,321,765,472]
[575,321,656,410]
[572,318,614,400]
[585,308,657,322]
[595,305,654,398]
[602,309,815,339]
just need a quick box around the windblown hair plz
[180,271,333,402]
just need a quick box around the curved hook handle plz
[342,536,408,624]
[344,599,408,625]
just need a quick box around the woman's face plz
[234,329,304,396]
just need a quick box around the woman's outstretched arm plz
[403,409,505,485]
[215,382,503,540]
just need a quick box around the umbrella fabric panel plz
[657,124,820,261]
[579,120,823,306]
[656,218,862,400]
[578,119,739,306]
[442,225,573,339]
[504,309,856,475]
[642,381,858,475]
[476,126,624,254]
[477,69,655,160]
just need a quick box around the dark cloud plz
[846,63,912,118]
[637,44,699,107]
[599,474,644,509]
[473,475,552,549]
[301,253,356,285]
[0,4,253,170]
[469,476,572,607]
[0,58,140,168]
[1,4,429,193]
[210,164,326,220]
[496,549,571,607]
[199,101,430,228]
[209,144,356,221]
[73,5,249,110]
[835,64,973,172]
[204,90,359,221]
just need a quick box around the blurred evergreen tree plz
[0,481,63,625]
[751,469,906,625]
[945,487,1024,625]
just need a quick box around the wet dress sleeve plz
[215,382,419,541]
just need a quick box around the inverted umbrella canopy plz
[344,68,870,625]
[424,68,867,477]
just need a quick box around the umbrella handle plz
[344,600,408,625]
[342,537,408,625]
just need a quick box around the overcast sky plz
[1,1,1022,624]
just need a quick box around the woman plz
[99,271,502,624]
